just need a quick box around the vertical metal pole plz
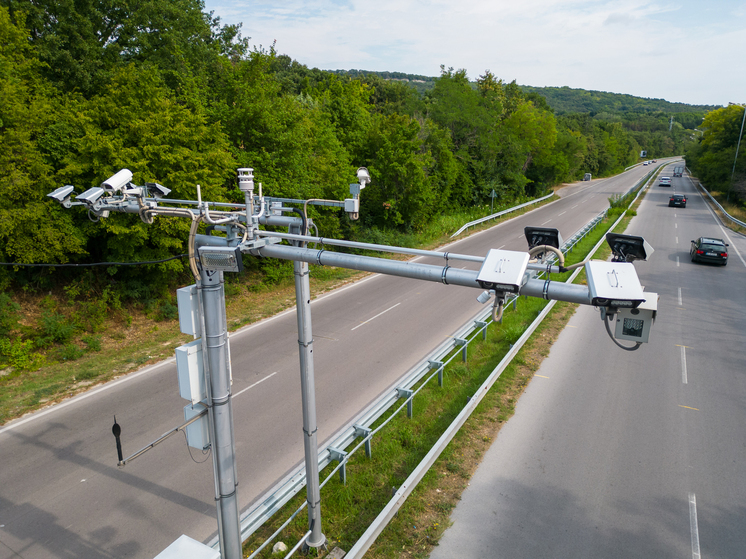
[729,104,746,202]
[200,269,242,559]
[293,256,326,550]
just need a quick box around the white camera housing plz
[101,169,133,193]
[585,260,646,308]
[477,249,530,293]
[76,187,105,206]
[47,185,75,207]
[614,293,658,343]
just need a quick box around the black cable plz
[0,254,189,267]
[289,208,308,247]
[604,312,641,351]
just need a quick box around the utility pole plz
[729,102,746,202]
[199,267,242,559]
[291,222,327,551]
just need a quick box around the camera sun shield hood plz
[477,249,530,293]
[524,226,564,249]
[585,260,646,309]
[606,233,654,262]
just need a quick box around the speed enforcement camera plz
[606,233,654,262]
[613,293,658,343]
[477,249,530,293]
[585,260,646,309]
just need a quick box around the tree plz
[58,64,236,283]
[0,6,87,280]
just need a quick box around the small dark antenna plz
[112,416,123,464]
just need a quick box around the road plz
[430,164,746,558]
[0,163,666,559]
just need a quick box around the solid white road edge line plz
[689,492,701,559]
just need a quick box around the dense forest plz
[0,0,716,299]
[685,104,746,201]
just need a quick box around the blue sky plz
[202,1,746,106]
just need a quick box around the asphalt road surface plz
[430,164,746,558]
[0,162,676,558]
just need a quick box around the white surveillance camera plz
[476,249,530,293]
[585,261,646,309]
[145,182,171,199]
[614,294,658,343]
[476,290,494,304]
[101,169,133,193]
[76,187,105,206]
[356,167,371,188]
[47,185,75,207]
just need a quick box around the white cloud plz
[205,0,745,105]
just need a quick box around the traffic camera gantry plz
[48,168,658,558]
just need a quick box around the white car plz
[658,176,672,186]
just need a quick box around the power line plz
[0,254,189,267]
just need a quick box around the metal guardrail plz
[215,201,621,554]
[450,192,555,238]
[692,176,746,229]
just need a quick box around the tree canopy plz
[0,2,715,294]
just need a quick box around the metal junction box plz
[585,261,646,308]
[175,339,206,404]
[177,284,201,338]
[184,403,210,451]
[477,249,530,293]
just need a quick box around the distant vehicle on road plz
[669,194,687,207]
[673,167,684,177]
[643,161,649,166]
[690,237,729,266]
[583,173,592,181]
[658,176,672,186]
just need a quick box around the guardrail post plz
[396,388,414,418]
[328,447,348,485]
[475,321,488,340]
[429,360,446,386]
[354,424,373,458]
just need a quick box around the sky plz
[201,1,746,107]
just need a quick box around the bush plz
[0,293,20,338]
[40,312,75,344]
[0,339,46,371]
[82,335,101,352]
[58,344,84,361]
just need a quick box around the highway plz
[0,163,666,559]
[430,164,746,558]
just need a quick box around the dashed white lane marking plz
[351,303,401,331]
[234,372,278,399]
[680,346,688,384]
[678,287,682,306]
